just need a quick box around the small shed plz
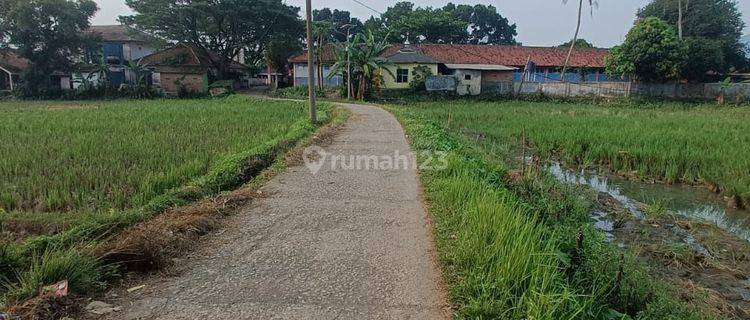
[443,64,517,95]
[139,43,247,95]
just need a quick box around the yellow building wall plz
[381,63,439,89]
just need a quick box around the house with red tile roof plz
[138,43,248,95]
[289,43,616,95]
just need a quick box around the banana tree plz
[126,60,152,98]
[329,31,394,100]
[88,57,111,90]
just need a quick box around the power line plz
[348,0,384,17]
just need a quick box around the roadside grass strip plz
[388,106,714,319]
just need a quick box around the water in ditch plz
[546,162,750,243]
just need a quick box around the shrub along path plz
[109,104,450,319]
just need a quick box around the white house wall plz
[454,69,482,95]
[124,43,156,61]
[293,63,343,87]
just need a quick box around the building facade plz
[74,25,159,89]
[289,43,615,95]
[139,43,248,95]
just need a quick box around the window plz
[396,68,409,83]
[464,74,472,80]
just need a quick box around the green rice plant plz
[0,95,308,215]
[399,100,750,206]
[643,198,669,221]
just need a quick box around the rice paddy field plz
[406,100,750,207]
[0,96,308,222]
[0,95,324,306]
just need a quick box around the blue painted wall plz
[102,42,124,65]
[513,71,626,82]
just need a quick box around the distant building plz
[289,44,615,95]
[0,49,29,92]
[139,43,248,95]
[75,25,159,89]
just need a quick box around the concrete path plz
[114,104,449,319]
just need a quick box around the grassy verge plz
[1,96,342,308]
[396,100,750,208]
[386,105,715,319]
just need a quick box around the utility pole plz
[347,28,352,100]
[305,0,317,123]
[340,24,353,100]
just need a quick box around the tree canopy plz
[637,0,747,74]
[558,39,595,49]
[0,0,98,94]
[605,17,685,82]
[364,2,517,45]
[313,8,364,43]
[122,0,303,77]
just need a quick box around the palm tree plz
[560,0,597,81]
[312,21,334,90]
[329,31,394,100]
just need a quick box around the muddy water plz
[546,162,750,242]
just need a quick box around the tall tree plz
[443,3,518,45]
[313,8,364,43]
[558,39,595,49]
[0,0,98,94]
[605,17,685,82]
[265,33,301,86]
[365,1,517,45]
[638,0,746,72]
[560,0,597,80]
[122,0,303,78]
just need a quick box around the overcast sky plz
[93,0,750,48]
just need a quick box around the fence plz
[484,81,750,101]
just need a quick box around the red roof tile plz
[418,44,609,68]
[289,44,609,68]
[289,45,338,63]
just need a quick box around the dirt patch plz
[6,294,82,320]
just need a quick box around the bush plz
[605,17,685,82]
[409,65,433,92]
[273,86,327,99]
[2,249,109,305]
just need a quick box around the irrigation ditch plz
[542,159,750,318]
